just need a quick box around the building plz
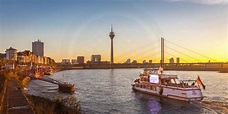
[30,52,37,63]
[46,57,55,65]
[142,60,147,64]
[43,56,49,64]
[23,50,33,63]
[77,56,84,64]
[132,60,137,64]
[47,57,55,65]
[36,55,44,64]
[61,59,71,65]
[91,55,101,64]
[32,39,44,56]
[0,53,5,69]
[0,53,6,59]
[17,52,25,63]
[125,59,131,64]
[176,57,180,64]
[43,57,50,64]
[71,59,77,64]
[169,58,174,64]
[5,47,17,61]
[5,63,15,69]
[17,50,34,63]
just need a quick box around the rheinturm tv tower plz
[109,25,115,64]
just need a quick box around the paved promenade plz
[2,79,33,114]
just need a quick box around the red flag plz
[196,76,205,90]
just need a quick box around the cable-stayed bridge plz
[116,37,217,64]
[70,37,228,71]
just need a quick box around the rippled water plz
[43,69,227,113]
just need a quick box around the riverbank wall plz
[0,78,7,113]
[26,94,80,114]
[23,70,81,113]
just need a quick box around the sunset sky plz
[0,0,227,63]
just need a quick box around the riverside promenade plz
[2,79,33,114]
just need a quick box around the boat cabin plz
[138,68,197,88]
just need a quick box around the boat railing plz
[164,82,199,88]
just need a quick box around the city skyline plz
[0,0,227,63]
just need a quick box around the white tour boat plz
[132,68,205,101]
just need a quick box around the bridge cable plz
[164,39,217,61]
[165,45,201,62]
[165,51,189,63]
[116,40,160,61]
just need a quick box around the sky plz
[0,0,227,63]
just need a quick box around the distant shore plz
[53,62,228,71]
[56,66,228,72]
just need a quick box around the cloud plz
[165,0,228,5]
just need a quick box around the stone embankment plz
[0,77,7,113]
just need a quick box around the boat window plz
[147,85,150,89]
[145,78,149,82]
[171,79,176,84]
[150,85,156,91]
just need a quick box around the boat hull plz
[44,72,53,75]
[58,84,75,93]
[132,85,203,101]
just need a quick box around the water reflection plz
[132,90,208,114]
[148,98,161,113]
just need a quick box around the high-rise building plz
[61,59,71,65]
[77,56,84,64]
[169,58,174,63]
[91,55,101,63]
[176,57,180,63]
[32,39,44,56]
[5,47,17,61]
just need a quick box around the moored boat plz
[132,68,205,101]
[58,83,76,93]
[44,68,53,75]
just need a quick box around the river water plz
[26,69,228,113]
